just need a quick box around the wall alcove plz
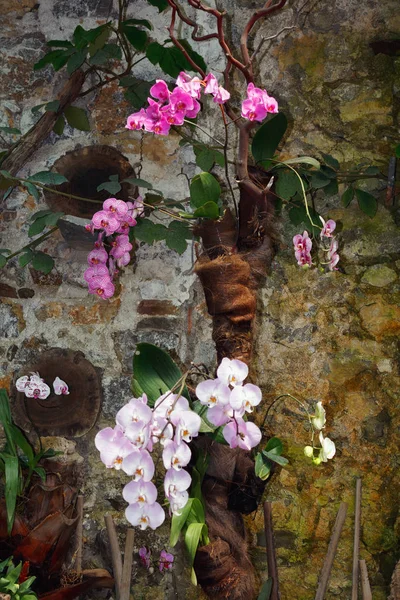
[44,145,135,218]
[13,348,102,438]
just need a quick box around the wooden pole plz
[263,501,280,600]
[120,529,135,600]
[104,515,123,600]
[359,560,372,600]
[314,502,348,600]
[352,478,362,600]
[75,495,84,576]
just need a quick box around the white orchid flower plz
[311,401,326,431]
[319,432,336,462]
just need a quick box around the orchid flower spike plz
[53,377,70,395]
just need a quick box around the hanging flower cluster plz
[195,357,262,450]
[293,218,339,271]
[95,391,201,530]
[84,197,144,299]
[241,82,279,122]
[16,373,69,399]
[304,401,336,464]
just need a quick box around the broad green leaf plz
[28,171,68,185]
[363,166,381,176]
[24,182,40,201]
[33,49,70,71]
[341,186,354,207]
[185,497,206,525]
[19,250,34,267]
[159,46,195,78]
[31,103,46,114]
[275,170,302,200]
[320,165,337,179]
[0,126,21,135]
[131,377,145,399]
[31,252,54,274]
[73,24,106,48]
[90,43,122,65]
[193,201,219,219]
[192,401,216,433]
[185,522,205,567]
[262,450,288,466]
[64,105,90,131]
[165,221,192,254]
[5,559,22,584]
[0,255,6,268]
[178,39,207,74]
[0,389,12,424]
[395,144,400,159]
[252,112,288,167]
[88,27,110,56]
[52,50,74,71]
[170,499,194,546]
[288,201,321,236]
[28,216,47,237]
[4,455,19,534]
[45,100,60,112]
[146,41,164,65]
[123,177,153,189]
[255,452,272,480]
[132,342,189,406]
[195,148,215,172]
[46,40,73,48]
[190,172,221,208]
[279,156,320,169]
[265,437,283,454]
[147,0,169,10]
[310,171,331,189]
[124,79,154,109]
[18,576,37,594]
[9,424,34,464]
[33,466,46,482]
[355,189,378,218]
[322,178,338,197]
[257,578,273,600]
[53,115,65,135]
[67,50,87,75]
[133,219,167,244]
[96,180,122,194]
[45,211,64,226]
[321,153,339,170]
[122,24,148,51]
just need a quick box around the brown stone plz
[68,298,120,325]
[29,268,62,286]
[0,282,18,298]
[360,300,400,340]
[137,299,178,316]
[34,302,64,321]
[18,288,35,298]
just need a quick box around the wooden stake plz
[359,560,372,600]
[352,479,362,600]
[315,502,348,600]
[75,495,84,576]
[120,529,135,600]
[263,501,280,600]
[104,515,123,599]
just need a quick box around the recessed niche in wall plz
[44,145,135,218]
[14,348,102,438]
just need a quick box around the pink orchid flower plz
[207,395,234,426]
[169,87,194,114]
[217,357,249,386]
[116,251,131,268]
[122,449,155,481]
[160,104,186,126]
[125,501,165,530]
[153,392,189,419]
[170,410,201,444]
[223,418,262,450]
[196,378,231,408]
[123,479,158,505]
[25,380,51,400]
[320,217,336,238]
[138,547,151,569]
[159,550,174,572]
[176,72,202,98]
[164,468,191,500]
[103,198,129,220]
[150,80,170,103]
[229,383,262,413]
[87,247,108,266]
[53,377,69,395]
[110,234,132,259]
[91,210,120,236]
[88,275,115,299]
[162,440,191,471]
[241,82,278,122]
[95,426,135,469]
[204,73,219,95]
[126,109,146,130]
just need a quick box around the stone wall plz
[0,0,399,598]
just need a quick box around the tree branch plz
[167,3,206,77]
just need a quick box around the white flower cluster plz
[304,401,336,464]
[16,373,69,399]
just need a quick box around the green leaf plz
[19,250,34,267]
[275,170,302,200]
[45,211,64,226]
[257,578,273,600]
[122,24,148,51]
[88,27,110,56]
[4,455,19,534]
[355,188,378,218]
[252,112,288,167]
[158,46,196,78]
[122,177,153,189]
[195,148,215,172]
[288,201,321,236]
[322,178,338,197]
[9,424,34,464]
[320,165,337,179]
[341,186,354,208]
[31,103,46,114]
[45,100,60,113]
[165,221,191,254]
[395,144,400,159]
[52,50,74,71]
[146,41,164,65]
[170,499,193,546]
[33,466,46,482]
[132,342,189,406]
[64,105,90,131]
[31,252,54,274]
[73,24,107,48]
[46,40,73,48]
[262,450,288,466]
[28,171,68,185]
[18,576,37,594]
[124,79,154,109]
[185,522,205,567]
[67,50,87,74]
[89,43,122,65]
[255,452,272,480]
[178,39,207,73]
[190,172,221,208]
[262,436,288,466]
[0,255,6,268]
[53,115,65,135]
[279,156,320,169]
[24,182,40,201]
[193,201,219,220]
[363,166,381,176]
[0,389,11,424]
[28,216,47,237]
[310,171,331,189]
[0,126,21,135]
[97,180,122,194]
[134,219,167,244]
[123,18,152,30]
[30,209,53,222]
[147,0,169,11]
[33,49,70,71]
[321,153,339,170]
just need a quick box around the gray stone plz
[361,264,398,287]
[0,304,20,338]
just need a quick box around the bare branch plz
[166,2,206,77]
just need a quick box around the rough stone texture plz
[0,0,399,599]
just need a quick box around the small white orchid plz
[319,432,336,462]
[304,446,314,458]
[311,401,326,431]
[53,377,70,395]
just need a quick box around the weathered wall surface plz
[0,0,399,598]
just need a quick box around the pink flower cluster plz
[293,219,339,271]
[95,391,201,530]
[84,197,144,299]
[138,547,174,572]
[195,357,262,451]
[125,71,231,136]
[241,82,278,122]
[16,373,70,399]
